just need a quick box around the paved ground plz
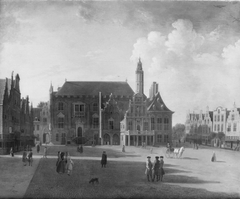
[0,143,240,198]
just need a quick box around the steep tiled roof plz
[55,81,134,97]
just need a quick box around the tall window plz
[218,115,220,122]
[108,118,114,130]
[157,118,162,130]
[217,124,220,131]
[221,115,224,121]
[227,123,231,132]
[233,123,237,131]
[56,133,59,141]
[157,134,162,143]
[144,122,148,131]
[93,117,99,129]
[214,125,216,131]
[58,117,64,128]
[93,103,98,112]
[232,114,235,121]
[74,103,85,117]
[58,102,64,111]
[151,117,155,130]
[221,124,223,132]
[164,118,169,130]
[215,115,217,121]
[128,121,133,130]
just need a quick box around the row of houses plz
[0,73,34,154]
[185,103,240,147]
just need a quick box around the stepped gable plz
[55,81,134,97]
[147,92,173,113]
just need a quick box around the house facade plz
[120,60,174,146]
[0,73,34,154]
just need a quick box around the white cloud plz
[84,50,104,59]
[131,19,240,125]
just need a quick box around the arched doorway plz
[77,127,84,144]
[113,134,119,145]
[103,134,110,145]
[77,127,83,137]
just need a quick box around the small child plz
[66,156,74,176]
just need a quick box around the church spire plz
[135,58,144,94]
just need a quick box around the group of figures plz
[56,151,74,175]
[22,148,33,166]
[145,156,165,182]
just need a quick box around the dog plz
[89,178,99,184]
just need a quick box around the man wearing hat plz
[152,156,160,182]
[145,156,153,182]
[159,156,165,181]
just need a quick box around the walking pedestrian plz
[145,156,153,182]
[66,156,74,176]
[28,149,33,166]
[10,147,14,157]
[56,151,61,171]
[22,149,27,166]
[37,144,40,153]
[152,156,160,182]
[101,151,107,168]
[43,146,47,158]
[159,156,165,181]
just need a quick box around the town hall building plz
[49,59,173,146]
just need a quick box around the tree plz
[172,124,186,140]
[37,101,46,108]
[217,132,225,140]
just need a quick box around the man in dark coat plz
[101,151,107,168]
[152,156,160,182]
[37,144,40,153]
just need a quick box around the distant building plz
[33,102,50,144]
[120,59,174,146]
[212,106,227,134]
[0,72,34,154]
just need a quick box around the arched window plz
[92,114,99,129]
[58,102,64,111]
[128,120,133,130]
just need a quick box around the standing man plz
[28,149,33,166]
[159,156,165,181]
[43,146,47,158]
[145,156,153,182]
[101,151,107,168]
[152,156,160,182]
[22,149,27,166]
[37,144,40,153]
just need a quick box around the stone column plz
[128,135,130,146]
[137,135,139,146]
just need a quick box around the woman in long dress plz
[66,156,74,176]
[22,149,27,166]
[57,152,66,174]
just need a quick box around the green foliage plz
[172,123,186,139]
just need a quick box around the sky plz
[1,1,240,125]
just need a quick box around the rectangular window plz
[93,117,99,128]
[221,115,224,122]
[217,124,220,131]
[128,121,132,130]
[144,122,148,131]
[157,134,162,143]
[157,118,162,130]
[109,121,114,130]
[227,123,231,132]
[58,118,64,128]
[218,115,220,122]
[164,118,169,130]
[93,103,98,112]
[151,118,155,130]
[215,115,217,121]
[58,102,63,111]
[74,104,85,117]
[214,124,216,131]
[233,123,237,131]
[232,114,234,120]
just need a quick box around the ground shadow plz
[182,157,199,160]
[164,174,220,184]
[215,161,226,163]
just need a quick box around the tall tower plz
[136,58,144,94]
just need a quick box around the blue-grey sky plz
[1,1,240,125]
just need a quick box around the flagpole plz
[99,92,103,145]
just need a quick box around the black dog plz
[89,178,99,184]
